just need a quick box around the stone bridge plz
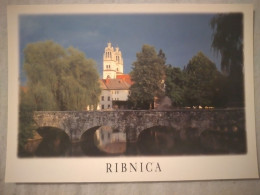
[33,109,245,142]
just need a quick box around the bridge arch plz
[35,126,70,156]
[79,126,106,156]
[34,109,245,143]
[36,126,70,139]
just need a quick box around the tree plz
[23,40,101,111]
[18,88,37,155]
[19,41,101,152]
[183,52,226,107]
[210,13,244,106]
[165,65,186,107]
[129,45,166,109]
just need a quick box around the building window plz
[108,96,110,101]
[101,96,104,101]
[101,105,104,109]
[108,104,111,108]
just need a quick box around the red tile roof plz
[100,78,131,90]
[116,74,133,85]
[99,80,108,89]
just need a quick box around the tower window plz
[108,96,110,101]
[101,96,104,101]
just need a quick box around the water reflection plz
[80,126,106,156]
[137,126,176,155]
[137,125,246,155]
[94,126,126,155]
[35,127,70,157]
[22,126,127,157]
[200,128,246,154]
[20,125,246,157]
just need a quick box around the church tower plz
[103,42,124,79]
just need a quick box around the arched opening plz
[137,126,177,155]
[34,126,70,157]
[80,126,105,156]
[80,126,126,156]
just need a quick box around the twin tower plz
[103,42,124,79]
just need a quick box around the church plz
[97,42,132,110]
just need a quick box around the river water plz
[19,125,246,157]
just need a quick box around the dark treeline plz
[165,52,228,108]
[129,13,244,109]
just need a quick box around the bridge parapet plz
[33,109,245,142]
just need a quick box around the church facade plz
[97,42,132,110]
[103,42,124,79]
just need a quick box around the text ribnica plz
[106,162,161,173]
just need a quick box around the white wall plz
[111,89,129,101]
[98,89,112,110]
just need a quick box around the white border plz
[5,4,259,183]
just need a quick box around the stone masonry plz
[33,109,245,142]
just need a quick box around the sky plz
[19,14,221,83]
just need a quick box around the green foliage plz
[165,66,186,107]
[211,14,244,106]
[211,14,243,74]
[19,41,101,151]
[129,45,166,109]
[23,40,101,111]
[165,52,227,108]
[18,89,37,154]
[183,52,226,107]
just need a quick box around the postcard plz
[5,4,258,182]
